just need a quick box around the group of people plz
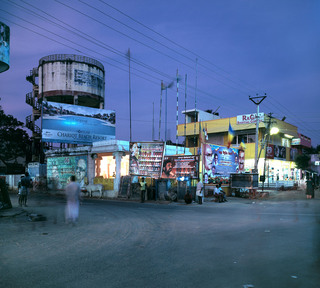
[18,172,33,207]
[196,179,227,204]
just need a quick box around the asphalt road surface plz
[1,191,320,288]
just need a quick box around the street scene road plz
[1,190,320,288]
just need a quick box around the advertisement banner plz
[47,156,87,190]
[203,144,243,180]
[266,144,274,159]
[274,144,286,160]
[129,142,164,178]
[161,155,199,179]
[42,101,115,144]
[0,21,10,73]
[290,147,298,161]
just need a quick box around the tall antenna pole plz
[127,48,132,142]
[184,74,187,154]
[165,86,168,142]
[176,69,179,155]
[152,101,155,141]
[159,81,163,141]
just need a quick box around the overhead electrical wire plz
[1,1,318,144]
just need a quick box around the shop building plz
[177,110,312,186]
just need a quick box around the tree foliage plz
[294,154,311,171]
[0,105,31,166]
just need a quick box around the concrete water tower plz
[26,54,106,161]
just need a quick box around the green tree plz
[294,154,310,171]
[0,105,31,169]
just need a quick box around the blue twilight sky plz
[0,0,319,146]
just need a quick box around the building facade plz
[177,110,311,185]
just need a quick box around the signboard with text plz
[129,142,164,178]
[161,155,199,179]
[42,101,115,144]
[202,144,244,179]
[237,113,264,125]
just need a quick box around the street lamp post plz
[249,94,267,173]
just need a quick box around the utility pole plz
[193,58,198,155]
[262,112,273,191]
[249,93,267,173]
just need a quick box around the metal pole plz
[184,74,187,154]
[152,102,154,141]
[165,87,168,142]
[249,94,267,173]
[128,49,132,143]
[176,69,179,155]
[159,81,163,141]
[254,104,259,171]
[193,58,198,155]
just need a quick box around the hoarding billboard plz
[0,21,10,73]
[266,144,286,160]
[47,155,87,190]
[42,101,115,144]
[161,155,199,179]
[129,142,164,178]
[202,144,243,179]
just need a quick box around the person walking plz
[306,176,315,199]
[65,175,81,225]
[196,179,204,204]
[17,175,24,207]
[20,172,33,207]
[140,177,147,203]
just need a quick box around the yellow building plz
[177,110,302,184]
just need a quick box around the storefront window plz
[247,134,255,143]
[98,155,129,178]
[282,138,290,147]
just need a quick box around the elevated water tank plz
[38,54,105,108]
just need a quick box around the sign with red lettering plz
[237,113,264,125]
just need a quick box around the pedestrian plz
[65,175,81,225]
[20,172,33,207]
[140,177,147,203]
[196,179,204,204]
[306,176,314,199]
[17,175,24,207]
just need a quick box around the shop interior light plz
[270,127,279,135]
[284,134,294,139]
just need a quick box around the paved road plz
[1,191,320,288]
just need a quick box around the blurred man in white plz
[196,179,204,205]
[65,175,81,225]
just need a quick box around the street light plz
[270,127,279,135]
[262,123,279,191]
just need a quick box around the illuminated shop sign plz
[291,138,301,145]
[42,101,115,144]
